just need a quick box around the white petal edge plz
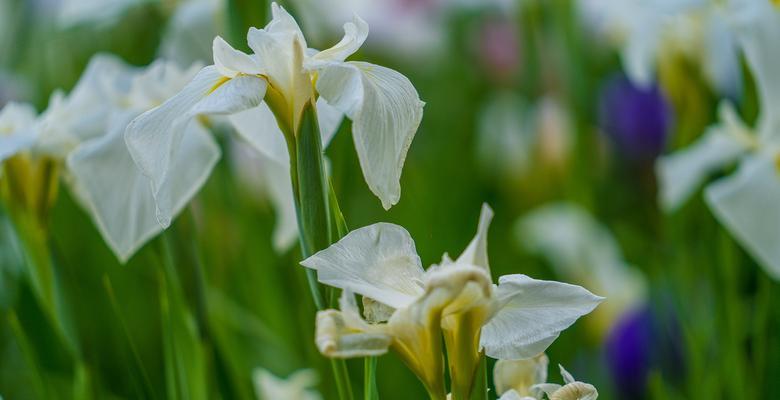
[316,61,424,209]
[69,111,219,262]
[212,36,263,78]
[480,274,603,360]
[305,14,369,69]
[656,125,747,212]
[300,222,425,309]
[704,155,780,281]
[455,203,494,273]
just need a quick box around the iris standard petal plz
[480,274,603,360]
[301,222,425,309]
[316,61,424,209]
[455,203,494,273]
[306,15,369,69]
[212,36,263,77]
[705,155,780,280]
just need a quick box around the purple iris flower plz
[599,75,672,162]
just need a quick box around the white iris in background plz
[252,369,321,400]
[656,2,780,280]
[494,354,549,400]
[578,0,743,96]
[125,2,424,229]
[517,203,647,335]
[1,54,216,263]
[302,204,602,397]
[0,102,38,163]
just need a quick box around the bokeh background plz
[1,0,778,399]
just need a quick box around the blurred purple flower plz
[599,75,671,162]
[605,306,654,399]
[605,303,685,399]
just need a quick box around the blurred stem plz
[467,356,488,400]
[286,100,354,400]
[364,357,378,400]
[717,229,747,399]
[8,311,49,399]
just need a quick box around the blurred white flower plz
[494,353,549,399]
[531,365,598,400]
[517,203,647,328]
[253,368,321,400]
[579,0,742,96]
[303,204,602,397]
[126,2,424,228]
[1,54,217,263]
[656,2,780,280]
[55,0,149,27]
[0,102,38,163]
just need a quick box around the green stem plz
[287,101,353,400]
[364,357,378,400]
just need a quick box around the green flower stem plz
[364,357,378,400]
[286,100,354,400]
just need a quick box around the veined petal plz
[316,61,424,209]
[188,75,267,118]
[125,65,222,226]
[480,275,603,360]
[212,36,263,78]
[656,124,748,212]
[68,111,219,262]
[300,222,425,309]
[705,155,780,280]
[455,203,494,273]
[305,15,369,69]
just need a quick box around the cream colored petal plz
[125,65,222,226]
[212,36,263,78]
[300,222,425,309]
[315,292,392,358]
[455,203,494,273]
[494,354,549,397]
[68,111,219,263]
[480,275,603,360]
[705,155,780,280]
[656,125,748,212]
[316,61,424,209]
[306,15,369,69]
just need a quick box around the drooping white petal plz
[656,125,748,212]
[212,36,263,78]
[188,74,267,118]
[732,1,780,140]
[705,155,780,280]
[68,111,219,262]
[125,65,222,226]
[300,222,425,309]
[455,203,494,273]
[621,22,661,89]
[305,15,369,69]
[480,274,603,360]
[0,102,38,162]
[316,61,424,209]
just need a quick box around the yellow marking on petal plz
[207,76,231,95]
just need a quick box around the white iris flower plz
[1,54,217,263]
[656,2,780,279]
[302,204,602,398]
[252,369,321,400]
[125,2,424,229]
[494,353,549,400]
